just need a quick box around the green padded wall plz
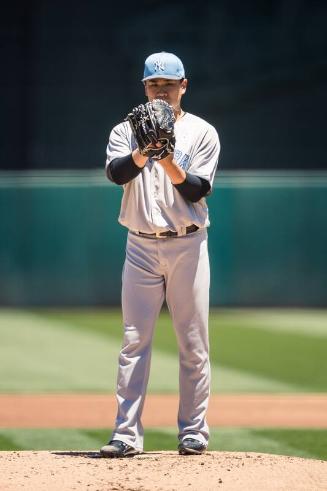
[208,173,327,306]
[0,171,326,306]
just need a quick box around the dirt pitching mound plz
[0,451,326,491]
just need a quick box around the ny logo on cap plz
[154,59,165,72]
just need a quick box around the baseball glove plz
[125,99,175,160]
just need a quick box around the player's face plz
[144,78,187,110]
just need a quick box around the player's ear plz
[181,78,188,95]
[143,81,148,97]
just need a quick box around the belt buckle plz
[179,226,187,236]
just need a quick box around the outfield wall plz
[0,171,326,307]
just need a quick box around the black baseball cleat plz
[178,438,207,455]
[100,440,141,458]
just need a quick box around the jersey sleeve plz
[105,122,132,171]
[187,125,220,189]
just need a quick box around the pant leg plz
[164,229,210,445]
[112,233,165,450]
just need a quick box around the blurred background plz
[1,0,327,171]
[0,0,326,307]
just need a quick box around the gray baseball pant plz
[111,228,210,451]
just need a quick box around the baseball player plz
[100,52,220,457]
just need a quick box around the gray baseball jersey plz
[106,112,220,234]
[105,111,220,451]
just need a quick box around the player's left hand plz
[125,99,176,160]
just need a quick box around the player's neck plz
[175,108,185,120]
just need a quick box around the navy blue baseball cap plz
[142,52,185,81]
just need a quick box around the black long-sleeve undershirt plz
[174,172,211,202]
[106,154,142,185]
[106,155,210,202]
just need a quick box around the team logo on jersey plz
[154,59,165,72]
[174,150,190,170]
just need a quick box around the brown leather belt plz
[137,224,199,238]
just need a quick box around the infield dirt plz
[1,394,327,427]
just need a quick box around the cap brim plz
[142,74,184,82]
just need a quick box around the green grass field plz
[0,308,326,458]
